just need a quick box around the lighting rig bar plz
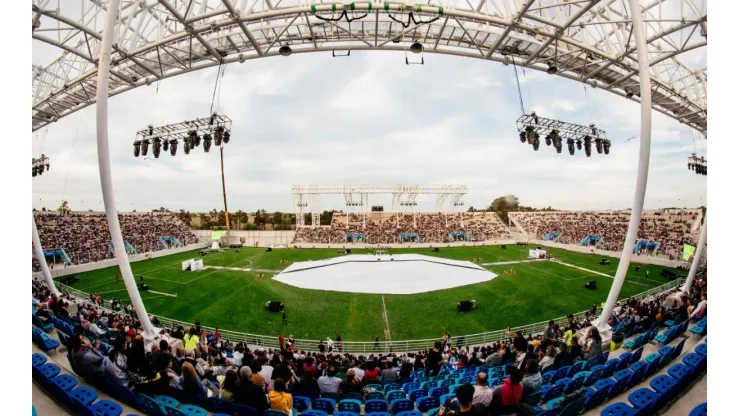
[132,113,232,158]
[516,113,610,157]
[32,155,50,177]
[688,153,707,175]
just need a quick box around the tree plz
[488,195,519,212]
[57,200,70,214]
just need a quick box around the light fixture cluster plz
[32,154,50,177]
[516,112,610,157]
[687,153,707,175]
[133,113,232,159]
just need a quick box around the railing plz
[53,278,683,354]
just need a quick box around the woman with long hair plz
[180,362,218,398]
[106,335,130,386]
[538,346,557,372]
[219,369,238,401]
[127,335,148,376]
[268,378,293,413]
[583,326,603,360]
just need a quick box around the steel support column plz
[682,214,707,292]
[32,215,59,296]
[597,0,653,331]
[95,0,155,335]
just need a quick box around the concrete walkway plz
[481,259,548,266]
[202,265,281,273]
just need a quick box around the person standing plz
[426,342,443,376]
[278,333,285,350]
[282,311,288,325]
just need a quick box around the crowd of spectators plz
[32,212,199,271]
[294,212,510,244]
[32,261,706,415]
[510,209,700,258]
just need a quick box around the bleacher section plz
[32,212,199,271]
[509,209,701,259]
[294,212,510,244]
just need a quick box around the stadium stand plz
[509,209,701,259]
[293,212,510,244]
[31,264,707,415]
[32,212,199,271]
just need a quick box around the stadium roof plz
[32,0,707,135]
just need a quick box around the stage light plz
[152,137,162,158]
[203,133,212,152]
[163,139,169,152]
[140,139,150,157]
[410,42,423,54]
[547,61,557,74]
[223,131,230,144]
[133,140,141,157]
[584,136,592,157]
[553,135,563,154]
[279,45,293,56]
[501,46,511,56]
[576,139,583,151]
[169,139,178,156]
[625,89,634,99]
[519,131,526,143]
[688,163,693,170]
[595,138,603,154]
[32,166,38,177]
[194,134,201,148]
[184,139,191,155]
[525,126,536,144]
[545,132,552,147]
[567,138,575,155]
[603,139,611,155]
[213,126,223,146]
[532,133,540,151]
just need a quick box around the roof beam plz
[157,0,223,62]
[32,34,94,62]
[222,0,264,56]
[485,0,536,59]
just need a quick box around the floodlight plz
[547,61,557,74]
[169,139,178,156]
[584,136,592,157]
[553,135,563,153]
[133,140,141,157]
[567,138,575,155]
[32,166,38,177]
[203,134,212,152]
[545,132,552,147]
[223,131,230,144]
[519,131,526,143]
[625,89,634,99]
[532,134,540,151]
[152,137,162,158]
[279,45,293,56]
[576,139,582,151]
[163,139,170,152]
[595,138,603,154]
[213,126,223,146]
[140,139,150,157]
[603,139,611,155]
[410,42,423,54]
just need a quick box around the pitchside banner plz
[182,259,194,270]
[191,259,204,271]
[211,231,226,241]
[683,244,696,261]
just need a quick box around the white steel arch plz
[32,0,707,135]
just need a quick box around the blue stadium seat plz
[338,399,362,414]
[232,404,260,416]
[408,389,427,402]
[365,399,389,413]
[138,394,168,416]
[415,397,440,413]
[695,343,707,356]
[396,411,422,416]
[366,413,391,416]
[689,402,707,416]
[333,412,358,416]
[90,399,124,416]
[683,353,703,368]
[293,396,311,412]
[265,410,290,416]
[367,384,383,391]
[390,398,414,414]
[384,384,400,394]
[164,405,186,416]
[312,398,336,414]
[387,390,406,402]
[552,366,571,383]
[402,383,420,394]
[584,387,607,410]
[32,353,47,367]
[559,395,587,416]
[600,402,636,416]
[301,411,329,416]
[343,393,363,403]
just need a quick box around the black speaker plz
[137,283,149,291]
[501,245,507,249]
[266,247,272,252]
[585,280,597,290]
[346,248,352,254]
[266,301,283,312]
[457,300,472,312]
[432,247,440,252]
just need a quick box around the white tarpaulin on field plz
[274,254,497,295]
[528,249,548,259]
[191,259,204,271]
[181,259,194,271]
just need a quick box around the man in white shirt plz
[318,366,342,394]
[231,348,244,367]
[472,372,493,407]
[352,362,365,381]
[259,359,274,382]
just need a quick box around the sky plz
[31,45,707,214]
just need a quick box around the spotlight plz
[595,138,603,154]
[553,135,563,154]
[39,163,45,174]
[169,139,178,156]
[203,133,212,152]
[194,134,201,147]
[133,140,141,157]
[410,42,423,54]
[213,126,223,146]
[688,163,693,170]
[223,131,230,144]
[545,132,552,147]
[140,139,150,157]
[519,131,526,143]
[501,46,511,56]
[186,130,198,151]
[279,45,293,57]
[584,136,592,157]
[163,139,170,152]
[547,61,557,74]
[576,139,582,151]
[567,138,575,155]
[32,166,38,177]
[625,89,634,99]
[603,139,611,155]
[152,137,162,158]
[525,126,536,144]
[184,139,191,155]
[532,133,540,151]
[46,161,50,171]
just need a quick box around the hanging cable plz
[687,126,698,153]
[512,59,527,115]
[582,84,593,123]
[388,12,440,28]
[312,9,368,23]
[150,80,161,118]
[209,62,226,115]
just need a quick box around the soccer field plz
[59,244,679,341]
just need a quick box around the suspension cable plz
[209,62,225,115]
[583,84,594,123]
[512,59,527,115]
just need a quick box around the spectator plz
[472,373,493,407]
[180,362,217,399]
[218,369,238,401]
[363,361,380,385]
[339,369,364,396]
[583,326,603,361]
[439,383,485,416]
[234,367,269,412]
[521,359,542,396]
[106,335,130,386]
[538,346,556,372]
[318,366,342,395]
[490,367,524,414]
[250,361,266,389]
[381,360,399,382]
[426,342,444,376]
[268,378,293,414]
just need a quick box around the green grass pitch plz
[58,244,678,341]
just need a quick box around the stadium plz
[29,1,709,416]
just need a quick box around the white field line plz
[480,259,548,266]
[381,294,391,342]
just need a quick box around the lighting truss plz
[32,154,50,177]
[516,113,610,156]
[133,113,232,158]
[687,153,707,176]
